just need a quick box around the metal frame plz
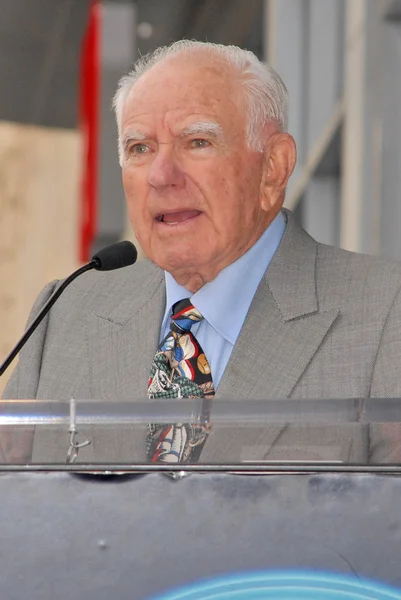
[265,0,401,261]
[2,463,401,474]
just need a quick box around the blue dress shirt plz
[161,210,286,389]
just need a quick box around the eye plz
[128,143,150,156]
[190,138,211,149]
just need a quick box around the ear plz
[260,133,297,211]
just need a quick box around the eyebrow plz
[121,121,225,153]
[122,129,148,152]
[180,121,224,139]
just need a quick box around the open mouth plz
[155,210,201,225]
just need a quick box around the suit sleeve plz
[370,284,401,397]
[369,284,401,463]
[2,280,59,400]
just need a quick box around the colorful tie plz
[147,298,215,463]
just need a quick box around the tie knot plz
[171,298,203,332]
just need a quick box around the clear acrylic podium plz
[1,397,401,468]
[2,398,401,599]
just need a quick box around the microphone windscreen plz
[92,241,138,271]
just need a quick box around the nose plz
[148,145,185,190]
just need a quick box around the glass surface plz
[0,398,400,469]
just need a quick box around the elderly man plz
[3,41,401,462]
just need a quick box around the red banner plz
[79,0,100,262]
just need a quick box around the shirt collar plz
[163,210,286,344]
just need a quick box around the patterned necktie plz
[147,298,215,463]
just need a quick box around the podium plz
[1,398,401,599]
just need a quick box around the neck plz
[168,214,279,293]
[175,273,208,294]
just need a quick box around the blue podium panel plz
[1,472,401,599]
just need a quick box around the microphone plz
[0,241,137,377]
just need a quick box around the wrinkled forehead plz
[124,52,246,119]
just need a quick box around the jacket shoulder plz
[316,242,401,284]
[60,259,163,310]
[314,242,401,313]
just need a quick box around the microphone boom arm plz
[0,240,137,378]
[0,261,96,377]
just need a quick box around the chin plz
[153,247,206,275]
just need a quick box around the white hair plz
[113,40,289,164]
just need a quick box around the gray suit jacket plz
[3,210,401,464]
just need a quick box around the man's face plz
[121,53,276,290]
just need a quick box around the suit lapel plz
[217,212,339,400]
[88,262,165,400]
[85,212,340,402]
